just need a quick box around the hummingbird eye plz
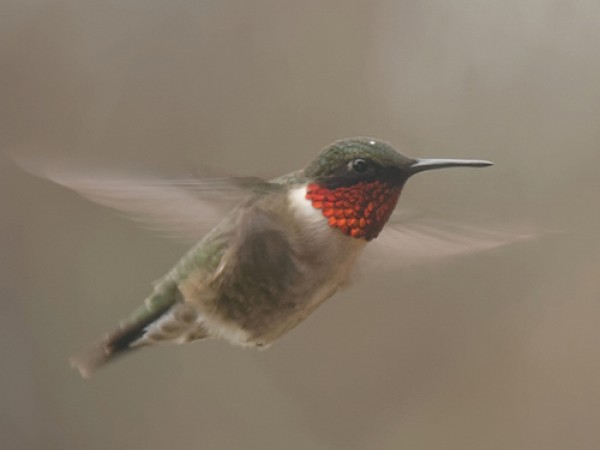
[349,158,369,174]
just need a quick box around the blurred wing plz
[15,157,273,243]
[363,216,537,271]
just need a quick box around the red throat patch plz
[305,181,402,240]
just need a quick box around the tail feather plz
[70,284,181,378]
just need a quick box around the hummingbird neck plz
[305,180,402,240]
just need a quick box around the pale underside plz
[136,185,366,348]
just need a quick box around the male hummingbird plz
[20,137,508,378]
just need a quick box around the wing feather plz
[15,156,271,243]
[364,216,538,270]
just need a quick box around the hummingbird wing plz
[363,216,536,271]
[15,157,274,242]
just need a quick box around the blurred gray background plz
[2,1,600,449]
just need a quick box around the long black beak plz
[409,158,493,175]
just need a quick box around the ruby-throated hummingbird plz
[19,137,511,378]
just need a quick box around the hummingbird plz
[19,137,508,378]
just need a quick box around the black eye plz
[349,158,369,174]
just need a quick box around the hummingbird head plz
[303,137,492,240]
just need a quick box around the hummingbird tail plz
[70,283,181,378]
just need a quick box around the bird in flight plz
[17,137,526,378]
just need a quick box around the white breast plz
[288,185,328,228]
[288,185,367,307]
[288,184,366,250]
